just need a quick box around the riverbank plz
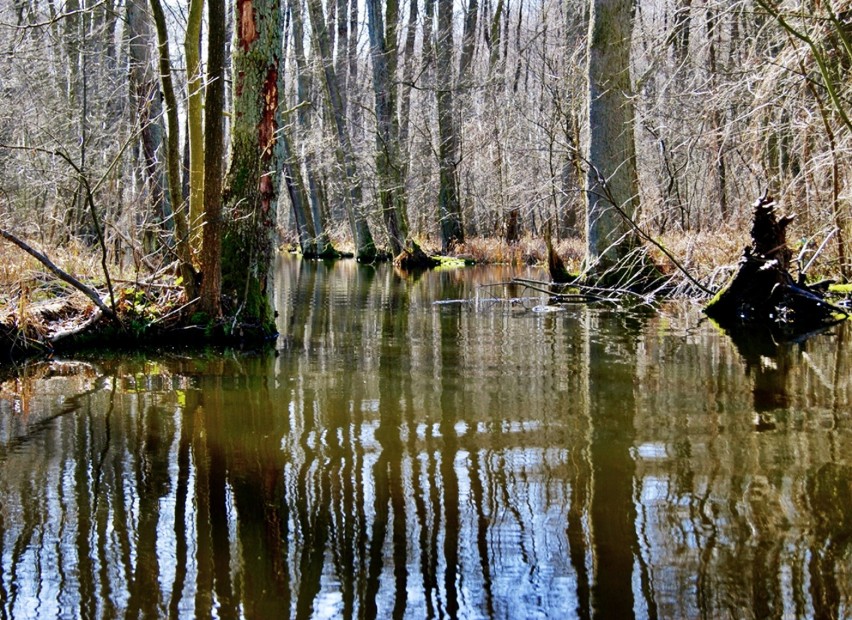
[2,226,844,364]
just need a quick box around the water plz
[1,256,851,619]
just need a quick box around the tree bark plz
[366,0,409,256]
[220,0,282,329]
[185,0,205,252]
[126,0,167,254]
[436,0,464,252]
[287,0,335,257]
[199,0,227,318]
[150,0,198,301]
[585,0,639,273]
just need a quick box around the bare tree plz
[585,0,639,273]
[436,0,464,252]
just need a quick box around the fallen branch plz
[0,228,120,324]
[50,308,104,343]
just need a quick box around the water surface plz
[1,256,851,619]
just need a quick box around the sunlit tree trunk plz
[287,0,335,257]
[199,0,226,318]
[185,0,205,251]
[126,0,167,254]
[219,0,282,329]
[436,0,464,252]
[306,0,377,260]
[585,0,639,272]
[366,0,409,255]
[150,0,198,300]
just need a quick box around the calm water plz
[1,256,851,619]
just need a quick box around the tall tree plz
[436,0,464,252]
[306,0,377,260]
[287,0,335,257]
[150,0,198,300]
[126,0,167,253]
[366,0,409,255]
[199,0,227,318]
[219,0,282,329]
[185,0,205,251]
[585,0,639,273]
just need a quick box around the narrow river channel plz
[1,256,850,618]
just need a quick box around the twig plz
[53,150,118,315]
[802,228,837,276]
[149,297,199,326]
[0,228,119,323]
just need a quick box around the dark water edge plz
[1,256,851,619]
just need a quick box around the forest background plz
[1,0,851,337]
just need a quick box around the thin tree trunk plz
[458,0,479,86]
[436,0,464,252]
[185,0,205,251]
[150,0,198,301]
[288,0,335,256]
[280,123,319,257]
[127,0,167,254]
[199,0,226,318]
[397,0,418,168]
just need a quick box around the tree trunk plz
[306,0,377,261]
[458,0,479,86]
[287,0,335,257]
[280,123,319,257]
[150,0,198,301]
[219,0,282,330]
[585,0,639,273]
[436,0,464,252]
[126,0,167,254]
[366,0,409,256]
[397,0,418,171]
[185,0,205,252]
[199,0,226,318]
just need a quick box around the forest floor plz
[3,224,850,364]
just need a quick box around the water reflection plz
[0,257,851,618]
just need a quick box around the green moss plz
[434,256,475,268]
[828,282,852,294]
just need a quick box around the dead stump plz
[705,193,847,335]
[393,239,439,271]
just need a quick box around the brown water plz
[1,256,851,619]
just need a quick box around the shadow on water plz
[0,257,851,618]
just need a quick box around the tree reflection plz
[1,263,852,618]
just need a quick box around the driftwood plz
[705,194,848,334]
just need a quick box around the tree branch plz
[0,228,120,324]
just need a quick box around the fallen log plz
[705,193,848,335]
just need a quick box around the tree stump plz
[393,238,439,271]
[705,193,847,335]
